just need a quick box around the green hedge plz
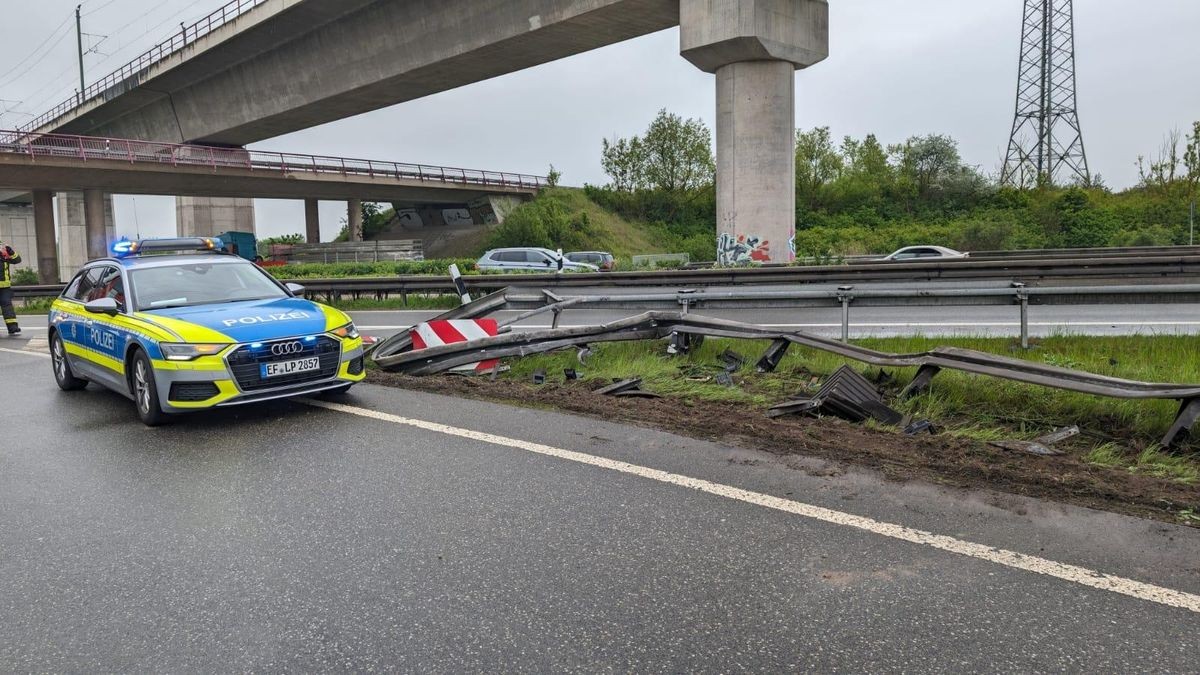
[268,259,479,279]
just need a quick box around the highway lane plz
[15,303,1199,339]
[1,343,1198,671]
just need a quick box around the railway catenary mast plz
[1001,0,1090,188]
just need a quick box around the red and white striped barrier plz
[410,319,500,373]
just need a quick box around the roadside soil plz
[367,371,1199,527]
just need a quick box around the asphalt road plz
[2,340,1199,671]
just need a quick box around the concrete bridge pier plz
[57,191,115,280]
[176,196,256,238]
[33,191,58,284]
[347,199,363,242]
[305,198,321,243]
[680,0,829,264]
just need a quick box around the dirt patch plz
[367,371,1199,526]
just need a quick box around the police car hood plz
[143,297,335,342]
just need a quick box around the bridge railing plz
[19,0,272,134]
[0,129,549,190]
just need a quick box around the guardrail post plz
[837,285,854,342]
[1013,282,1029,349]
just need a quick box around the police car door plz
[78,265,130,391]
[58,267,104,381]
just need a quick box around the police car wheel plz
[130,351,166,426]
[50,332,87,391]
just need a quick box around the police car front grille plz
[226,336,341,391]
[169,381,220,402]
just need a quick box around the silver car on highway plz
[476,247,599,273]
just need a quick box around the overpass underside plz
[22,0,829,271]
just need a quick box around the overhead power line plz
[0,11,74,88]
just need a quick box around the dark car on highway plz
[565,251,615,271]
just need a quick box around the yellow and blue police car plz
[48,237,365,425]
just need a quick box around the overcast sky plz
[2,0,1199,239]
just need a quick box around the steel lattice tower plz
[1001,0,1090,188]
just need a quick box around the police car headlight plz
[161,343,227,361]
[331,323,359,339]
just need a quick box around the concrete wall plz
[0,204,38,278]
[56,192,115,280]
[176,196,256,237]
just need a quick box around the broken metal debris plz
[564,368,580,381]
[989,426,1080,456]
[719,348,746,372]
[532,369,546,385]
[903,420,939,436]
[595,378,644,396]
[768,366,904,426]
[593,377,663,398]
[716,371,735,387]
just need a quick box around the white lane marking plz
[0,347,50,359]
[306,398,1200,614]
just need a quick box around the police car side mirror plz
[84,298,120,316]
[285,282,306,296]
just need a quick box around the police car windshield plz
[130,261,287,310]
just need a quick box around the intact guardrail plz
[14,253,1200,301]
[0,129,549,190]
[502,283,1200,349]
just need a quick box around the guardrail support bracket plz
[899,365,941,400]
[755,339,791,373]
[1162,398,1200,448]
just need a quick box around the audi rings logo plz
[270,341,304,356]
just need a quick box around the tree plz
[794,127,843,211]
[639,110,714,193]
[600,110,714,194]
[894,134,963,200]
[601,136,645,192]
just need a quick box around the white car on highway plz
[476,247,599,273]
[882,245,969,261]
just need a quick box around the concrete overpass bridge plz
[10,0,827,270]
[0,131,541,281]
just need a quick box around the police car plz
[48,237,366,425]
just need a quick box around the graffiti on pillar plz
[717,233,771,265]
[442,208,474,227]
[397,209,422,228]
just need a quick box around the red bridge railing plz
[18,0,271,135]
[0,129,549,190]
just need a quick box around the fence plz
[271,241,425,264]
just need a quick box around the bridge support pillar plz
[33,191,59,284]
[176,196,256,238]
[347,199,363,242]
[680,0,828,264]
[305,198,321,243]
[83,189,108,261]
[57,191,115,280]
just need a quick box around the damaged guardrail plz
[370,298,1200,449]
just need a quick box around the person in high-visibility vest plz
[0,240,22,335]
